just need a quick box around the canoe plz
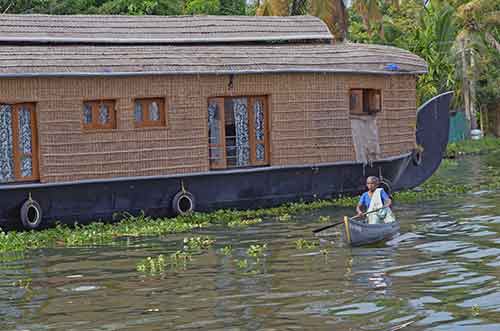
[343,218,400,246]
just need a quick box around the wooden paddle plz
[312,207,386,234]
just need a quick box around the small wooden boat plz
[343,217,400,246]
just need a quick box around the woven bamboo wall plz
[0,73,416,183]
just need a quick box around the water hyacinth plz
[136,251,194,275]
[220,245,233,256]
[247,244,267,258]
[1,156,500,259]
[294,239,317,249]
[183,236,215,250]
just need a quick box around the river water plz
[1,153,499,331]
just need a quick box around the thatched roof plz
[0,14,427,77]
[0,14,332,44]
[0,43,427,77]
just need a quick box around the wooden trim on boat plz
[344,216,351,244]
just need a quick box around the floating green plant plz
[13,278,32,289]
[278,213,292,222]
[472,304,481,316]
[318,215,331,223]
[294,239,317,249]
[247,244,267,258]
[183,236,215,250]
[236,259,248,269]
[228,218,263,227]
[136,255,166,274]
[220,245,233,256]
[136,251,192,275]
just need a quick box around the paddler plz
[356,176,393,224]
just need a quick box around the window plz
[82,100,116,130]
[208,96,269,169]
[134,98,166,128]
[0,103,39,183]
[350,89,381,115]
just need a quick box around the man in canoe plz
[356,176,395,224]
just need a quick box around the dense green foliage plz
[348,0,499,109]
[0,0,247,15]
[445,136,500,158]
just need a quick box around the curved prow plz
[394,91,453,190]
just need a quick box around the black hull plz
[0,154,411,229]
[344,219,400,246]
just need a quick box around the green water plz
[1,153,500,331]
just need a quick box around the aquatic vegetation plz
[227,218,263,228]
[136,251,193,275]
[3,157,500,260]
[13,278,32,289]
[170,250,193,265]
[318,215,331,223]
[445,137,500,158]
[247,244,267,258]
[294,239,317,249]
[440,158,459,168]
[220,245,233,256]
[236,259,248,269]
[471,304,481,316]
[136,255,167,274]
[183,236,215,250]
[278,213,292,222]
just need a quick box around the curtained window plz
[82,100,116,130]
[0,103,39,183]
[208,96,269,169]
[134,98,166,128]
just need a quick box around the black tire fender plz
[20,199,43,230]
[172,191,196,216]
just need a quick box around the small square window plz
[350,89,381,115]
[134,98,166,128]
[82,100,116,130]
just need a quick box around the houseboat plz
[0,15,451,229]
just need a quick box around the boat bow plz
[394,91,453,190]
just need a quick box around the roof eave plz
[0,35,333,45]
[0,69,428,79]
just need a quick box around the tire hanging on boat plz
[20,199,43,230]
[172,190,196,216]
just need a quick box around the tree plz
[184,0,220,15]
[220,0,246,15]
[256,0,348,41]
[310,0,348,41]
[453,0,500,129]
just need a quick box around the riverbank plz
[445,136,500,158]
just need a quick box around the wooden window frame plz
[208,97,227,169]
[82,100,116,130]
[208,95,270,170]
[350,89,382,115]
[248,96,270,166]
[134,98,166,128]
[1,103,39,183]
